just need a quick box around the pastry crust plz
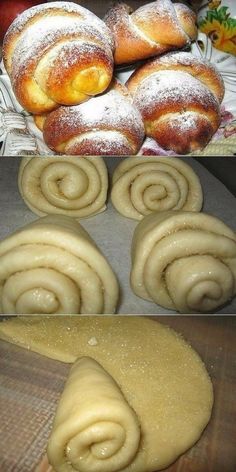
[43,81,145,156]
[126,52,224,154]
[104,0,197,64]
[3,1,115,114]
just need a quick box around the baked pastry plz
[47,356,140,472]
[2,1,115,114]
[0,215,119,314]
[126,51,225,154]
[0,316,213,472]
[42,81,145,155]
[104,0,197,64]
[111,157,203,220]
[131,211,236,313]
[18,156,108,219]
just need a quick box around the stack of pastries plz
[2,0,225,155]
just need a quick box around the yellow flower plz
[208,1,221,10]
[199,8,236,55]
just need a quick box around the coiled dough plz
[111,157,203,220]
[0,316,214,472]
[131,211,236,313]
[0,215,119,314]
[47,356,140,472]
[18,157,108,219]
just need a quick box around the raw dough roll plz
[47,357,140,472]
[0,215,119,314]
[0,316,214,472]
[111,157,203,220]
[131,211,236,313]
[18,157,108,219]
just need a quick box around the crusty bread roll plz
[131,211,236,313]
[126,52,224,154]
[2,1,115,114]
[0,215,119,314]
[111,157,203,220]
[18,156,108,219]
[104,0,197,64]
[42,81,145,155]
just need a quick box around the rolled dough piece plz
[47,357,141,472]
[18,156,108,219]
[131,211,236,313]
[111,157,203,220]
[0,316,213,471]
[0,215,119,314]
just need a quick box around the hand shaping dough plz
[0,316,213,472]
[2,1,114,114]
[47,357,141,472]
[0,215,119,314]
[131,211,236,313]
[111,157,203,220]
[104,0,197,64]
[18,156,108,219]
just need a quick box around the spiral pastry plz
[131,211,236,313]
[18,157,108,219]
[0,215,119,314]
[111,157,203,220]
[47,356,140,472]
[2,2,114,114]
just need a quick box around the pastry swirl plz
[0,215,119,314]
[131,211,236,313]
[111,157,203,220]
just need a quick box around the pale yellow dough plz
[0,215,119,314]
[0,316,213,472]
[131,211,236,313]
[47,357,141,472]
[18,157,108,219]
[111,157,203,220]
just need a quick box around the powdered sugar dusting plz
[8,2,114,74]
[134,70,219,114]
[67,130,132,154]
[59,89,145,140]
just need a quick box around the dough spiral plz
[131,211,236,313]
[18,157,108,219]
[111,157,203,220]
[47,357,141,472]
[3,1,114,114]
[0,215,119,314]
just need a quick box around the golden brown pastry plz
[111,157,203,220]
[42,81,145,155]
[126,51,224,154]
[47,356,141,472]
[131,211,236,313]
[0,215,119,314]
[0,316,214,472]
[2,1,114,114]
[18,156,108,219]
[104,0,197,64]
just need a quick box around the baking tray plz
[0,156,236,314]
